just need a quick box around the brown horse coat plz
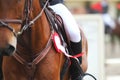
[0,0,88,80]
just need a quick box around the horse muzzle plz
[0,43,16,56]
[0,34,17,56]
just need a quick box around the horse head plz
[0,23,17,56]
[0,0,26,56]
[0,0,49,55]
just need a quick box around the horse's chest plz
[23,63,36,80]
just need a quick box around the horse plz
[0,0,88,80]
[111,20,120,37]
[109,19,120,52]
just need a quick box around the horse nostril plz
[4,45,16,56]
[0,52,1,56]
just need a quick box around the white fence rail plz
[74,14,105,80]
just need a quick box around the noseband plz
[0,19,22,37]
[0,0,49,37]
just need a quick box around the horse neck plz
[30,14,51,54]
[17,1,51,55]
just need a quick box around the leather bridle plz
[0,0,49,37]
